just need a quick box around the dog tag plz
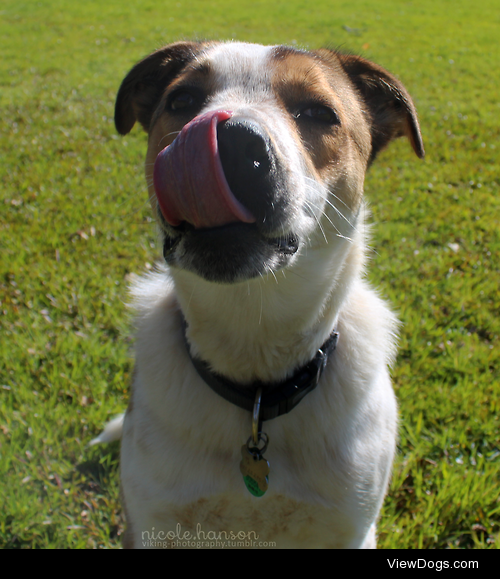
[240,444,270,497]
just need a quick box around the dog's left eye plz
[298,105,340,125]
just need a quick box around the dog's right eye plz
[167,90,200,112]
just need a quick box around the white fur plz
[89,414,124,446]
[119,217,398,548]
[100,41,418,549]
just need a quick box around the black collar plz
[184,325,339,421]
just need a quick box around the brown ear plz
[335,52,425,164]
[114,41,203,135]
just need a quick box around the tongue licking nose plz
[153,110,256,229]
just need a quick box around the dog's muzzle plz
[153,109,298,283]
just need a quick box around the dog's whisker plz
[305,197,353,243]
[304,188,355,243]
[305,201,329,244]
[303,175,354,217]
[323,194,355,227]
[303,199,328,242]
[284,267,308,282]
[269,268,279,284]
[157,131,181,149]
[304,178,358,234]
[257,273,264,325]
[323,194,360,234]
[187,280,198,309]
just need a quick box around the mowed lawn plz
[1,0,498,549]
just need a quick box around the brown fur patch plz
[270,50,370,212]
[168,494,355,548]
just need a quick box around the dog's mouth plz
[153,109,299,283]
[160,219,299,284]
[162,221,298,256]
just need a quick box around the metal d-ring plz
[252,387,263,446]
[246,432,269,456]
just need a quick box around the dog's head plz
[115,41,423,284]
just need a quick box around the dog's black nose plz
[217,118,275,223]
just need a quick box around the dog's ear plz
[115,42,202,135]
[331,52,425,163]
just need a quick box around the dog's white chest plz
[111,38,423,548]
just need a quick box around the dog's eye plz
[167,90,199,112]
[299,105,340,125]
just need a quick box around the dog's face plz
[115,42,423,284]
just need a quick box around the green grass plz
[1,0,499,549]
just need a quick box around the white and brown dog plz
[97,41,424,548]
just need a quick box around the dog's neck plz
[172,233,364,384]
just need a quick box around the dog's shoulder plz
[128,264,175,314]
[337,278,399,371]
[128,265,184,361]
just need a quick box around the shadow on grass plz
[77,441,121,492]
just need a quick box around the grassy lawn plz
[1,0,498,549]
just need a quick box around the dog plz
[97,40,424,548]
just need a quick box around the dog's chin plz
[162,222,299,284]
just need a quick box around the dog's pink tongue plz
[153,110,255,229]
